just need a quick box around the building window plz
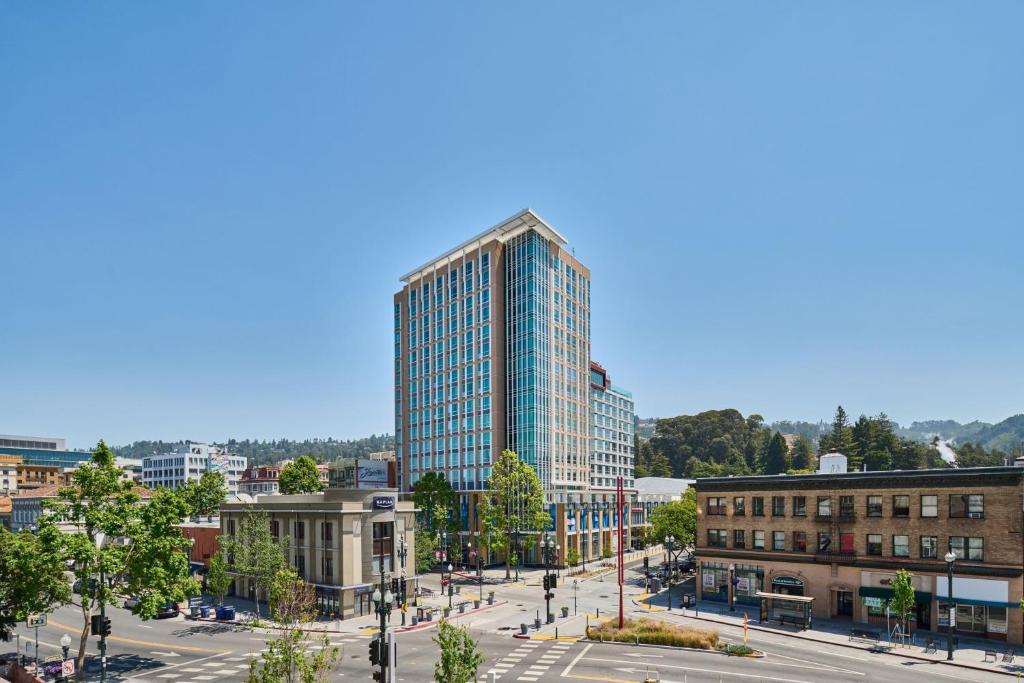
[893,495,910,518]
[227,519,236,536]
[839,495,855,518]
[753,531,765,550]
[294,521,305,541]
[949,494,984,519]
[752,497,764,517]
[733,497,746,516]
[706,497,727,515]
[323,556,334,582]
[867,534,882,556]
[772,531,785,551]
[771,497,785,517]
[817,532,832,552]
[707,529,727,547]
[793,531,807,552]
[295,554,305,578]
[792,496,806,517]
[321,522,333,548]
[270,520,280,539]
[920,495,938,518]
[893,535,910,557]
[950,536,984,561]
[733,529,745,549]
[920,536,937,559]
[867,495,882,517]
[372,522,394,572]
[816,496,831,518]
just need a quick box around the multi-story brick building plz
[695,462,1024,644]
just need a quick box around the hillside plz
[114,434,394,465]
[896,419,991,443]
[961,415,1024,453]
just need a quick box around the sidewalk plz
[636,589,1024,678]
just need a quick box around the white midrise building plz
[142,441,246,494]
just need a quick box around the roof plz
[696,466,1024,492]
[635,477,696,496]
[12,483,156,500]
[400,208,567,283]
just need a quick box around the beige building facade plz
[695,466,1024,644]
[220,489,416,619]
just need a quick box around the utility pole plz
[617,476,624,629]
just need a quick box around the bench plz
[924,638,937,654]
[778,615,804,628]
[849,628,881,644]
[984,650,998,663]
[1002,649,1016,664]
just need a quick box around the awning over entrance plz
[756,591,815,603]
[858,586,932,605]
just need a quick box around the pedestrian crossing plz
[485,640,576,682]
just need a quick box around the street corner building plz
[219,488,416,619]
[392,208,659,564]
[694,459,1024,644]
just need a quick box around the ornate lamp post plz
[447,563,454,608]
[397,535,408,626]
[728,563,736,612]
[59,634,71,681]
[542,534,556,623]
[945,543,957,661]
[371,569,394,682]
[664,535,675,610]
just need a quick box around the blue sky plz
[2,3,1021,448]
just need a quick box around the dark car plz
[155,603,179,619]
[72,578,98,595]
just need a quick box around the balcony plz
[816,550,858,562]
[813,513,833,522]
[837,510,857,521]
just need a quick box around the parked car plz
[155,603,179,619]
[72,578,98,595]
[123,596,141,610]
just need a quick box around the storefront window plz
[701,564,730,602]
[988,607,1008,635]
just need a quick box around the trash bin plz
[220,606,236,621]
[520,623,528,635]
[534,617,541,629]
[200,606,211,618]
[474,600,481,609]
[190,606,201,618]
[459,603,466,614]
[487,591,495,604]
[561,607,569,618]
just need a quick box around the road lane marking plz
[761,651,865,675]
[45,619,226,653]
[582,657,818,683]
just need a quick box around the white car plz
[124,596,141,610]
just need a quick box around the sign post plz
[26,614,46,673]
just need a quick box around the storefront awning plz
[755,591,815,603]
[858,586,932,605]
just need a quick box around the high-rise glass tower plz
[394,210,591,521]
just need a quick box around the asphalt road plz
[1,557,1011,683]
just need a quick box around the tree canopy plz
[279,456,325,495]
[478,450,551,579]
[0,528,71,639]
[648,488,696,548]
[411,471,456,533]
[180,471,226,519]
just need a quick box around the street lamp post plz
[945,543,957,661]
[543,534,556,624]
[728,563,736,612]
[476,540,483,603]
[665,535,675,611]
[60,633,71,681]
[573,579,579,615]
[371,569,394,682]
[397,535,408,626]
[447,564,453,609]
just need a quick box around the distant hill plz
[636,417,657,441]
[769,420,827,445]
[896,420,991,443]
[114,435,394,466]
[961,415,1024,453]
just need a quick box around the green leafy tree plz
[432,619,485,683]
[206,553,232,605]
[478,450,551,580]
[649,451,672,477]
[180,471,226,520]
[248,569,339,682]
[0,528,71,639]
[221,509,290,619]
[411,471,456,534]
[790,436,814,471]
[648,488,696,548]
[566,546,580,567]
[763,432,790,475]
[41,440,200,670]
[601,545,613,560]
[888,569,916,643]
[415,522,439,573]
[278,456,324,495]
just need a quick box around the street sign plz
[188,597,203,607]
[26,614,46,628]
[62,660,75,677]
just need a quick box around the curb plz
[395,600,509,633]
[673,609,1020,678]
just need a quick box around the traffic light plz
[91,614,101,635]
[543,575,550,591]
[368,638,379,666]
[391,578,399,596]
[643,556,649,569]
[550,575,557,589]
[101,617,111,637]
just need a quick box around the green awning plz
[858,586,932,605]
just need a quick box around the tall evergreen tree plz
[821,405,855,464]
[790,436,814,471]
[763,432,791,474]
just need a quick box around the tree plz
[0,528,71,640]
[790,437,814,471]
[763,432,790,475]
[411,471,456,534]
[432,619,485,683]
[478,450,551,579]
[248,570,339,682]
[278,456,324,495]
[180,471,226,520]
[415,521,439,573]
[649,451,672,477]
[648,488,696,548]
[820,406,855,463]
[888,569,916,644]
[566,546,580,567]
[41,440,200,670]
[221,509,289,619]
[206,553,232,606]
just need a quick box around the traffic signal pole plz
[99,563,107,683]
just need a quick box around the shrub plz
[722,644,755,656]
[588,618,719,650]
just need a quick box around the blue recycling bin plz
[221,606,236,621]
[200,606,211,618]
[215,606,226,620]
